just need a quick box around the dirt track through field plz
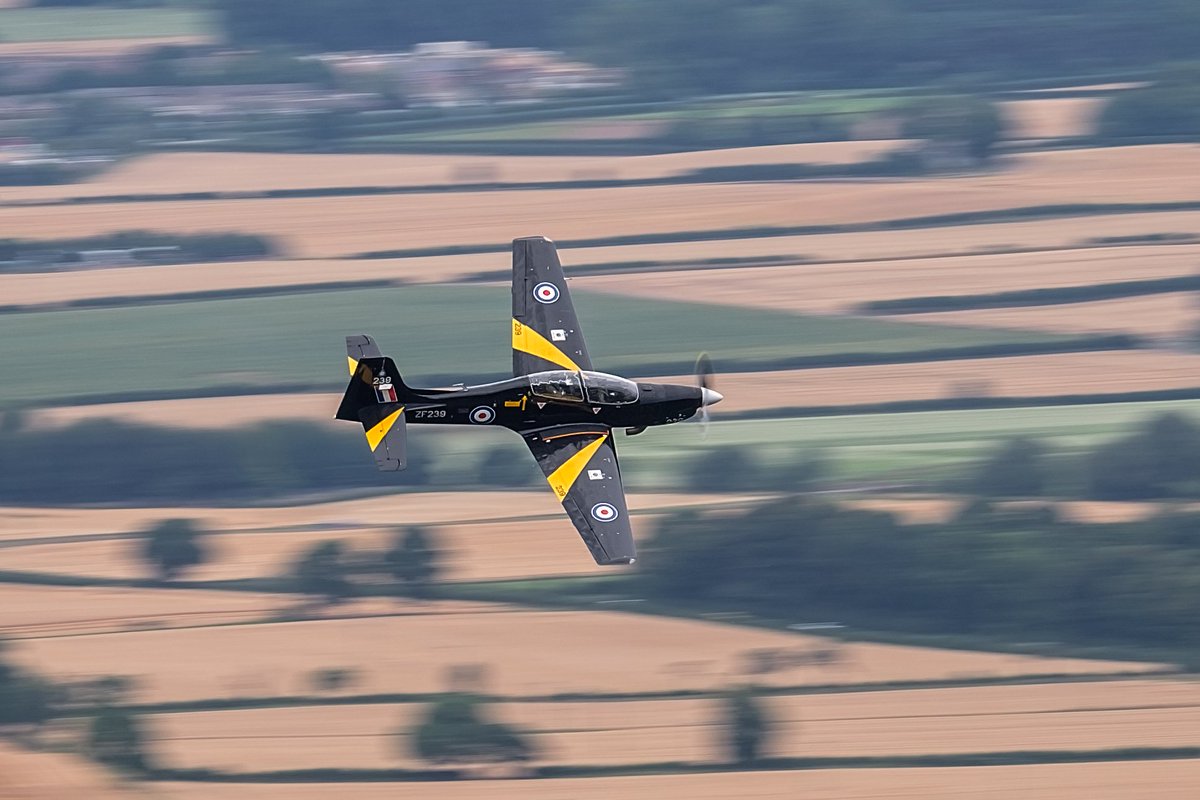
[2,146,1199,258]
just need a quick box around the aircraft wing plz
[511,236,593,376]
[522,424,635,565]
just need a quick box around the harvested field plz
[0,517,654,583]
[999,97,1104,139]
[6,213,1200,311]
[0,585,292,639]
[0,744,139,800]
[0,35,207,55]
[11,604,1164,704]
[2,146,1199,258]
[149,679,1200,771]
[843,495,1194,526]
[579,244,1200,314]
[0,142,903,203]
[153,760,1200,800]
[652,351,1200,410]
[898,293,1200,338]
[0,492,747,541]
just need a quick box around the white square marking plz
[551,329,567,342]
[587,469,604,480]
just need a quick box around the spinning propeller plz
[695,352,723,435]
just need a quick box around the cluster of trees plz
[290,527,442,603]
[686,445,827,494]
[639,493,1200,648]
[0,419,430,504]
[1099,65,1200,140]
[215,0,1200,95]
[35,46,336,94]
[968,413,1200,501]
[133,518,442,599]
[404,686,772,773]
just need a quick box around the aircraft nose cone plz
[701,387,724,406]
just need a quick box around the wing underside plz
[522,424,635,565]
[512,236,593,376]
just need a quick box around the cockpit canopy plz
[529,370,639,405]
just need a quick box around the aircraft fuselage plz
[397,375,707,433]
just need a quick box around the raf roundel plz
[591,502,619,522]
[470,406,496,424]
[533,282,560,304]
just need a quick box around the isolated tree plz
[141,518,207,581]
[384,526,440,597]
[409,693,534,772]
[721,686,771,765]
[86,707,150,772]
[0,643,55,728]
[292,540,351,603]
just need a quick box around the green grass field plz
[0,285,1065,405]
[0,6,213,42]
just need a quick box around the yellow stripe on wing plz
[512,318,581,372]
[546,433,608,500]
[365,407,404,451]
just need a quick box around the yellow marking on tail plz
[347,356,358,375]
[365,407,404,451]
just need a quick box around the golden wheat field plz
[0,36,209,56]
[998,97,1104,140]
[0,492,747,542]
[0,584,292,639]
[843,495,1193,526]
[11,603,1164,705]
[6,211,1200,310]
[151,761,1200,800]
[0,142,903,203]
[898,292,1200,338]
[579,244,1200,314]
[2,146,1198,258]
[146,678,1200,772]
[0,744,141,800]
[0,516,658,583]
[658,351,1200,409]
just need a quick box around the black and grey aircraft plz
[335,236,722,565]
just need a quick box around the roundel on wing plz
[591,502,618,522]
[470,406,496,424]
[533,282,560,304]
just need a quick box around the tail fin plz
[336,336,413,472]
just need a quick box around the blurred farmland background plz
[2,1,1200,798]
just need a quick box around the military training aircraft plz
[336,236,723,565]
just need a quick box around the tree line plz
[638,491,1200,650]
[213,0,1200,94]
